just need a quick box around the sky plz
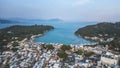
[0,0,120,22]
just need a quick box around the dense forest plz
[75,22,120,52]
[75,22,120,38]
[0,25,54,52]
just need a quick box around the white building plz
[101,52,119,65]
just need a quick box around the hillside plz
[75,22,120,51]
[75,22,120,39]
[0,25,54,52]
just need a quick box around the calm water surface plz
[0,20,96,45]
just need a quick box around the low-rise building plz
[101,52,119,65]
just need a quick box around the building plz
[101,52,119,65]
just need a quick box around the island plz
[0,25,54,52]
[0,19,19,24]
[75,22,120,52]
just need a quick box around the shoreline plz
[30,34,43,42]
[29,34,98,46]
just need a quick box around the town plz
[1,0,120,68]
[0,37,120,68]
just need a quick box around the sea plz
[0,20,97,45]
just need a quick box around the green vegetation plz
[61,45,72,51]
[75,22,120,52]
[108,38,120,51]
[75,50,83,55]
[12,42,19,47]
[0,25,54,52]
[57,45,72,60]
[57,51,68,60]
[75,22,120,38]
[46,44,55,50]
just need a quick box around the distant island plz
[1,18,63,22]
[48,18,63,22]
[0,19,12,24]
[0,25,54,52]
[75,22,120,52]
[0,19,19,24]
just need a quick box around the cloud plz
[73,0,93,6]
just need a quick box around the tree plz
[75,50,83,55]
[0,25,54,52]
[46,44,54,50]
[57,51,68,60]
[12,42,19,47]
[61,45,72,51]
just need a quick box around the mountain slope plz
[75,22,120,39]
[75,22,120,51]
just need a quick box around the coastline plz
[31,34,43,42]
[30,34,98,46]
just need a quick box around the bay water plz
[0,20,96,45]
